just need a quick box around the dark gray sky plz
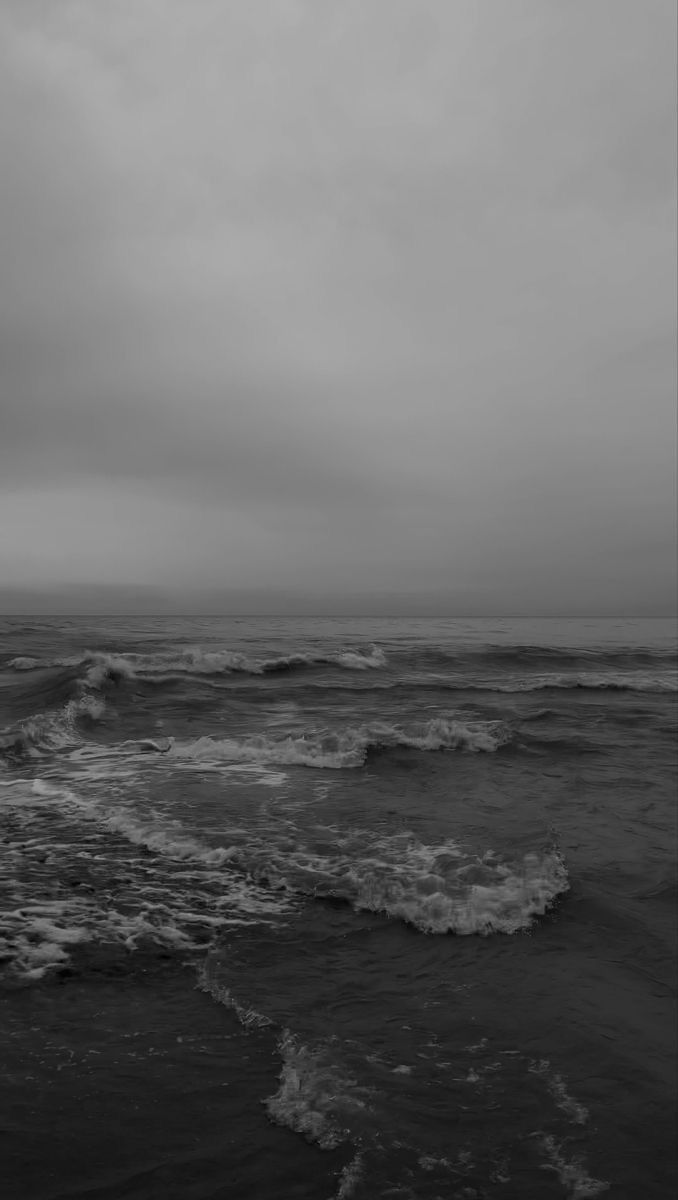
[1,0,676,615]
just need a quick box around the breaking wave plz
[6,644,388,684]
[169,716,510,769]
[347,847,569,934]
[233,829,570,936]
[0,693,104,762]
[5,781,567,941]
[282,837,570,935]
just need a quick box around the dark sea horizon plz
[1,614,676,1200]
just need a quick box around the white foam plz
[538,1135,609,1197]
[529,1059,589,1124]
[49,787,293,919]
[274,833,569,935]
[171,716,510,771]
[0,776,293,982]
[334,1151,366,1199]
[196,959,274,1030]
[227,824,570,936]
[350,847,568,935]
[0,898,198,981]
[333,646,386,670]
[265,1030,369,1150]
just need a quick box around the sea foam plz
[341,845,569,934]
[265,1030,370,1150]
[538,1135,609,1197]
[170,715,511,770]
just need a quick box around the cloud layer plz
[1,0,675,613]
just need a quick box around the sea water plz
[1,616,676,1199]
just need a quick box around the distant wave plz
[169,716,511,769]
[6,644,388,684]
[484,671,677,694]
[420,643,677,670]
[8,646,675,697]
[427,671,678,694]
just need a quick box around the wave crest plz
[171,716,511,769]
[320,842,569,935]
[6,644,388,685]
[0,694,105,762]
[489,671,677,694]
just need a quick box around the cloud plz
[0,0,675,611]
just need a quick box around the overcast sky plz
[1,0,675,615]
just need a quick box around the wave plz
[0,693,104,762]
[315,843,570,935]
[8,647,674,700]
[102,802,569,936]
[6,644,388,684]
[239,829,569,936]
[27,779,254,874]
[0,778,294,980]
[170,716,511,769]
[500,671,677,693]
[12,782,567,939]
[292,672,678,705]
[421,643,677,671]
[94,799,569,937]
[435,671,678,694]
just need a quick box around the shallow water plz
[1,616,676,1199]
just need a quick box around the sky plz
[1,0,676,616]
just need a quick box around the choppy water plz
[1,616,676,1199]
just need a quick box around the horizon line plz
[0,611,675,621]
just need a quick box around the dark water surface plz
[1,616,676,1199]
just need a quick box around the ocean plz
[0,615,676,1200]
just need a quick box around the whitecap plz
[169,715,511,771]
